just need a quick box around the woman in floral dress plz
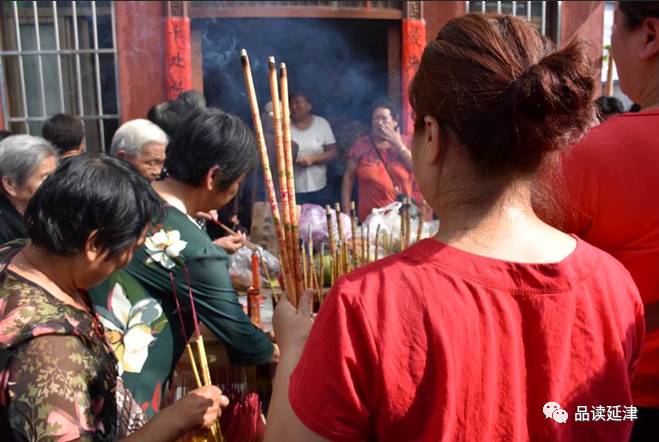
[0,155,227,441]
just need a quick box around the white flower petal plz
[167,230,181,243]
[107,284,131,328]
[98,315,122,332]
[122,325,155,373]
[151,230,169,246]
[127,299,163,328]
[165,241,186,258]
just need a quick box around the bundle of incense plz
[382,233,388,258]
[325,205,336,256]
[280,63,305,302]
[169,272,201,389]
[374,225,381,261]
[247,251,261,327]
[319,242,325,290]
[240,50,295,306]
[268,56,300,305]
[400,199,408,250]
[183,267,223,441]
[388,230,394,256]
[350,201,358,268]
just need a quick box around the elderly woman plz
[111,119,169,182]
[90,107,278,418]
[266,13,644,442]
[341,99,421,221]
[0,135,57,244]
[0,155,226,441]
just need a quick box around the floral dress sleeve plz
[5,334,105,442]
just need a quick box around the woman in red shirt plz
[341,99,420,222]
[265,13,645,442]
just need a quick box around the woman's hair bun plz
[410,14,597,175]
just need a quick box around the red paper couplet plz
[164,16,192,100]
[401,18,427,136]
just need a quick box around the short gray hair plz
[110,119,169,157]
[0,135,57,187]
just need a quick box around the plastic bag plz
[229,246,281,291]
[298,203,352,247]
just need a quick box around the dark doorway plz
[196,18,391,126]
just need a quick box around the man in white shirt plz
[290,92,337,206]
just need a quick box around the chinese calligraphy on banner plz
[401,18,426,136]
[165,16,192,100]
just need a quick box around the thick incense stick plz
[307,225,314,289]
[350,201,358,268]
[319,243,325,295]
[240,49,292,306]
[301,241,308,289]
[268,57,296,303]
[416,213,424,244]
[361,225,366,265]
[366,224,371,263]
[248,252,261,327]
[404,197,412,249]
[334,204,348,274]
[280,63,304,304]
[325,205,336,256]
[375,225,381,261]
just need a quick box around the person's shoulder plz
[312,115,333,130]
[573,238,638,295]
[160,206,225,258]
[349,135,370,155]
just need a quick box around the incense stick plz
[325,205,336,256]
[268,56,296,305]
[374,225,381,261]
[350,201,358,268]
[240,49,292,308]
[280,63,305,304]
[183,266,223,441]
[169,272,201,389]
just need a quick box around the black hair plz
[619,1,659,29]
[147,102,180,140]
[289,91,312,103]
[629,103,642,112]
[147,91,208,140]
[596,96,625,120]
[370,97,400,122]
[25,154,164,257]
[165,107,258,189]
[176,90,207,110]
[42,113,85,154]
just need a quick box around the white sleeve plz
[319,118,336,145]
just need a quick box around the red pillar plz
[164,16,193,100]
[115,1,166,122]
[401,18,426,136]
